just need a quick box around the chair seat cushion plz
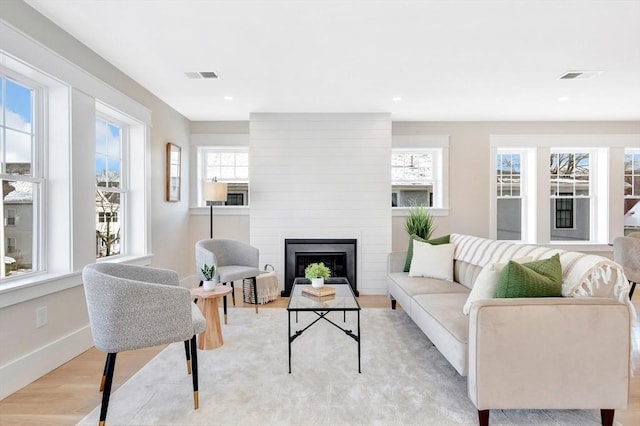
[191,304,206,334]
[217,265,261,283]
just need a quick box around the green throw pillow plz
[495,254,563,298]
[403,234,451,272]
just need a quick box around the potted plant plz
[404,203,436,240]
[201,264,217,291]
[305,262,331,288]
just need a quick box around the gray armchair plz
[613,236,640,299]
[82,263,206,426]
[195,239,261,316]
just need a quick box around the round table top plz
[190,285,233,299]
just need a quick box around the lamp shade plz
[203,180,228,202]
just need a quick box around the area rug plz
[79,308,604,425]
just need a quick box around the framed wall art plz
[166,142,181,202]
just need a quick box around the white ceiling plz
[25,0,640,121]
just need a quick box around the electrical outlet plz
[36,306,48,328]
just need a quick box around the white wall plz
[249,113,392,294]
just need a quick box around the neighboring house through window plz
[550,151,591,241]
[496,151,524,241]
[95,116,125,258]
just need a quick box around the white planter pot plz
[311,278,325,288]
[203,280,217,291]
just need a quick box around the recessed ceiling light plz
[224,96,233,101]
[184,71,220,80]
[558,96,569,102]
[392,96,402,102]
[559,70,603,80]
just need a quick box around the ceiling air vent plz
[560,70,603,80]
[185,71,220,80]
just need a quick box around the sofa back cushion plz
[450,234,634,308]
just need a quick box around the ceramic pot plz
[311,278,324,288]
[203,280,217,291]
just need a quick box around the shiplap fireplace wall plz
[249,113,392,294]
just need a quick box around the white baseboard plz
[0,325,93,400]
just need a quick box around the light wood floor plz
[0,292,638,426]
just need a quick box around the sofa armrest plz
[387,252,407,274]
[468,297,631,411]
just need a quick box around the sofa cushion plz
[462,256,532,315]
[388,272,469,296]
[495,254,563,298]
[409,241,456,281]
[404,234,450,272]
[412,293,470,375]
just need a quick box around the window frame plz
[95,113,129,260]
[624,148,640,235]
[495,149,529,242]
[0,68,44,281]
[391,135,450,217]
[490,134,640,250]
[196,146,250,208]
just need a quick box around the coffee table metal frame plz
[287,277,361,373]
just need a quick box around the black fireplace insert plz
[283,238,357,296]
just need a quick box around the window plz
[5,208,16,226]
[6,237,15,253]
[550,151,590,241]
[198,147,249,206]
[95,117,125,258]
[496,151,523,240]
[392,149,442,207]
[625,149,640,235]
[1,73,40,279]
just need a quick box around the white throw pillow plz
[462,256,533,315]
[408,241,456,281]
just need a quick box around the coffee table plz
[287,277,361,373]
[190,285,233,350]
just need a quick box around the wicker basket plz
[243,264,280,304]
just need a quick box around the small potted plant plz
[201,264,217,291]
[305,262,331,288]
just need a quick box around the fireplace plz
[283,238,357,296]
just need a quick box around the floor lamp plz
[202,178,228,238]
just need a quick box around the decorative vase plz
[203,280,217,291]
[311,278,324,288]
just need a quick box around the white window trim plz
[490,134,640,251]
[392,135,450,215]
[189,133,250,213]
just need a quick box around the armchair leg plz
[601,409,614,426]
[223,294,228,324]
[183,340,191,374]
[629,281,636,299]
[99,356,108,391]
[190,335,199,410]
[391,299,397,310]
[478,409,489,426]
[253,277,258,314]
[99,352,117,426]
[230,282,236,305]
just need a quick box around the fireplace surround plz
[283,238,357,296]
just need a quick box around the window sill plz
[392,207,450,217]
[0,254,154,308]
[190,206,250,216]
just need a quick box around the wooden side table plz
[190,286,233,350]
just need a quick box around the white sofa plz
[387,233,635,426]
